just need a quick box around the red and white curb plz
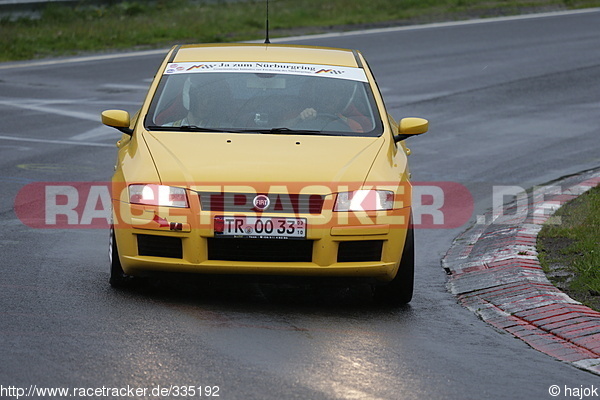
[442,169,600,375]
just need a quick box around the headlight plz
[334,190,394,211]
[129,184,189,208]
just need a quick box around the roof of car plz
[172,43,361,67]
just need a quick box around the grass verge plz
[538,185,600,311]
[1,0,600,62]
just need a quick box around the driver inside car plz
[288,78,367,133]
[166,77,232,128]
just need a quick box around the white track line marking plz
[0,99,98,121]
[0,134,114,148]
[69,125,116,141]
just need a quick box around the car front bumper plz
[112,195,411,282]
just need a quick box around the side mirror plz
[102,110,133,135]
[393,117,428,143]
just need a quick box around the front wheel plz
[373,226,415,306]
[109,227,132,288]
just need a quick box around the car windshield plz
[145,62,383,136]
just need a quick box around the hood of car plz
[142,131,384,192]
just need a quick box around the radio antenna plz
[264,0,270,44]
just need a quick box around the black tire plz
[373,226,415,306]
[109,228,132,288]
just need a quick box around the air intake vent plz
[337,240,383,262]
[198,192,324,214]
[137,234,183,258]
[208,238,312,262]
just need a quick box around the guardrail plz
[0,0,122,19]
[0,0,77,17]
[0,1,220,19]
[0,0,78,5]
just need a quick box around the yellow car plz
[102,43,427,305]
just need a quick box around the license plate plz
[214,216,306,239]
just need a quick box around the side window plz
[150,75,187,126]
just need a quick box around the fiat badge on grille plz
[253,194,270,211]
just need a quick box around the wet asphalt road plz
[1,10,600,400]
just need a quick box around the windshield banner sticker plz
[164,62,369,82]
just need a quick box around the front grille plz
[207,238,313,262]
[337,240,383,262]
[137,234,183,258]
[198,192,324,214]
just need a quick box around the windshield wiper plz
[147,125,242,133]
[240,127,334,135]
[179,125,235,132]
[147,125,339,135]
